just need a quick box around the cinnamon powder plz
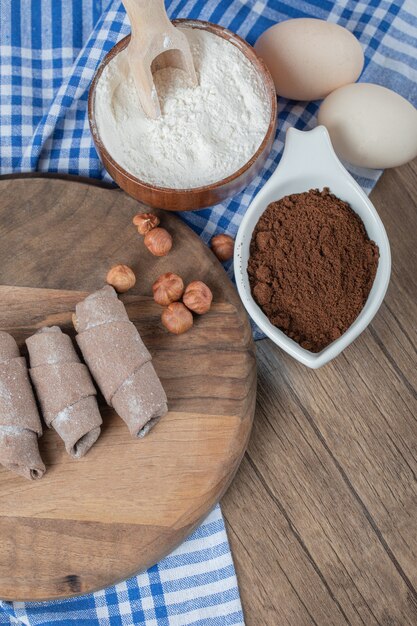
[248,188,379,353]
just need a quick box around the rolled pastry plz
[74,285,168,437]
[0,331,45,480]
[26,327,102,459]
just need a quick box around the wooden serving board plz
[0,176,256,601]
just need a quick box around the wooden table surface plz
[222,159,417,625]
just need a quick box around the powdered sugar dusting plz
[54,406,71,425]
[0,425,25,436]
[0,381,12,405]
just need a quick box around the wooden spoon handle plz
[122,0,171,39]
[120,0,197,119]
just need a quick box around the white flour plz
[95,27,271,189]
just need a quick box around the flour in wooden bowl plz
[94,27,271,189]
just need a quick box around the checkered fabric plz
[0,1,416,624]
[0,506,243,626]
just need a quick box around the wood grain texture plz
[222,159,417,625]
[0,177,256,601]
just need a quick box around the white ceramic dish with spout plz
[234,125,391,368]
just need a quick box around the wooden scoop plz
[122,0,197,119]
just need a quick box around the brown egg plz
[255,18,364,101]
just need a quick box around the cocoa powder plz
[248,188,379,353]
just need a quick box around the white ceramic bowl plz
[234,125,391,368]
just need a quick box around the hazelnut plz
[144,228,173,257]
[183,281,213,314]
[161,302,193,335]
[152,272,184,306]
[106,264,136,293]
[211,234,234,262]
[133,212,160,235]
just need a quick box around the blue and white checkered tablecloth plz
[1,1,416,624]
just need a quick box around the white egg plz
[255,18,364,101]
[318,83,417,169]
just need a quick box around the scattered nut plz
[144,227,173,257]
[161,302,193,335]
[72,313,79,331]
[106,264,136,293]
[211,233,234,262]
[183,281,213,314]
[133,212,160,235]
[153,272,184,306]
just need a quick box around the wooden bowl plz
[88,19,277,211]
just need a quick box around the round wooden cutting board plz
[0,176,256,601]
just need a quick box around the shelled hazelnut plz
[161,302,193,335]
[183,281,213,314]
[106,264,136,293]
[211,234,234,262]
[72,313,79,332]
[152,273,184,306]
[133,212,160,235]
[144,228,173,257]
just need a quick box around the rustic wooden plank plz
[224,457,350,626]
[224,345,417,626]
[222,158,417,625]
